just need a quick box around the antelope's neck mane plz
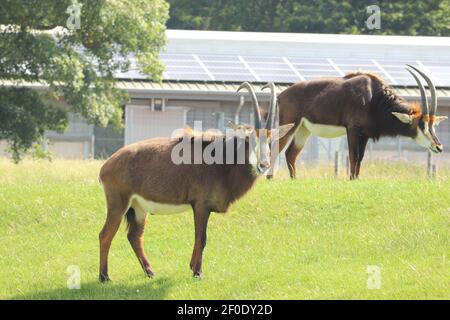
[344,71,388,86]
[173,127,258,208]
[174,126,226,142]
[346,72,421,139]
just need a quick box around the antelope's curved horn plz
[406,67,429,116]
[237,82,262,129]
[261,82,277,129]
[406,64,437,116]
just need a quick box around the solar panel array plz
[116,54,450,87]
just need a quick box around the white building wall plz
[0,113,94,159]
[125,105,188,145]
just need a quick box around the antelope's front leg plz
[346,127,360,180]
[190,205,211,277]
[355,136,369,178]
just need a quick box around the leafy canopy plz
[167,0,449,36]
[0,0,169,161]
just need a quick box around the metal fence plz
[297,136,450,165]
[25,110,449,169]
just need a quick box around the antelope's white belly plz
[301,118,347,138]
[130,194,190,215]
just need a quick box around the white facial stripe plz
[249,145,258,166]
[429,126,443,148]
[414,127,432,148]
[248,132,272,174]
[248,134,258,167]
[259,140,270,163]
[424,124,437,144]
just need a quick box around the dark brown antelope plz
[270,65,447,179]
[98,82,293,281]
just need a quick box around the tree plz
[0,0,169,162]
[167,0,449,36]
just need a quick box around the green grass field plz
[0,159,448,300]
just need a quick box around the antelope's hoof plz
[193,271,203,279]
[145,269,155,278]
[99,274,111,283]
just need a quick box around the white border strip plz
[327,58,345,77]
[371,59,397,85]
[193,54,215,80]
[238,56,261,81]
[283,57,305,81]
[416,60,443,86]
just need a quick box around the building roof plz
[3,30,450,104]
[4,78,450,103]
[166,29,450,47]
[116,30,450,86]
[117,80,450,104]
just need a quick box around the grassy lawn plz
[0,159,448,299]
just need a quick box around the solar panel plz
[114,53,450,87]
[412,62,450,86]
[115,69,147,79]
[197,54,238,62]
[258,75,299,83]
[167,73,211,81]
[425,68,450,86]
[212,74,257,81]
[246,59,296,83]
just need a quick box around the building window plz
[152,98,165,112]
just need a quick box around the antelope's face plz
[229,123,294,175]
[235,81,293,173]
[415,116,447,153]
[252,129,271,174]
[398,64,449,154]
[393,112,447,153]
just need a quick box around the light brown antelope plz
[270,65,447,179]
[98,82,293,281]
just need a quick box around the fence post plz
[427,150,432,177]
[432,164,437,179]
[334,151,339,178]
[90,134,95,159]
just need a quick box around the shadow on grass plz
[11,276,174,300]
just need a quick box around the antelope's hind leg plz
[286,125,311,179]
[99,191,130,282]
[126,204,154,278]
[267,126,296,179]
[190,204,211,278]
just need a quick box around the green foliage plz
[0,0,169,161]
[0,160,448,299]
[0,87,67,163]
[167,0,450,36]
[29,137,54,162]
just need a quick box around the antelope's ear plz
[227,121,240,130]
[272,123,295,140]
[434,116,448,126]
[392,112,414,124]
[227,121,254,135]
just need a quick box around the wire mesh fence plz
[286,136,450,178]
